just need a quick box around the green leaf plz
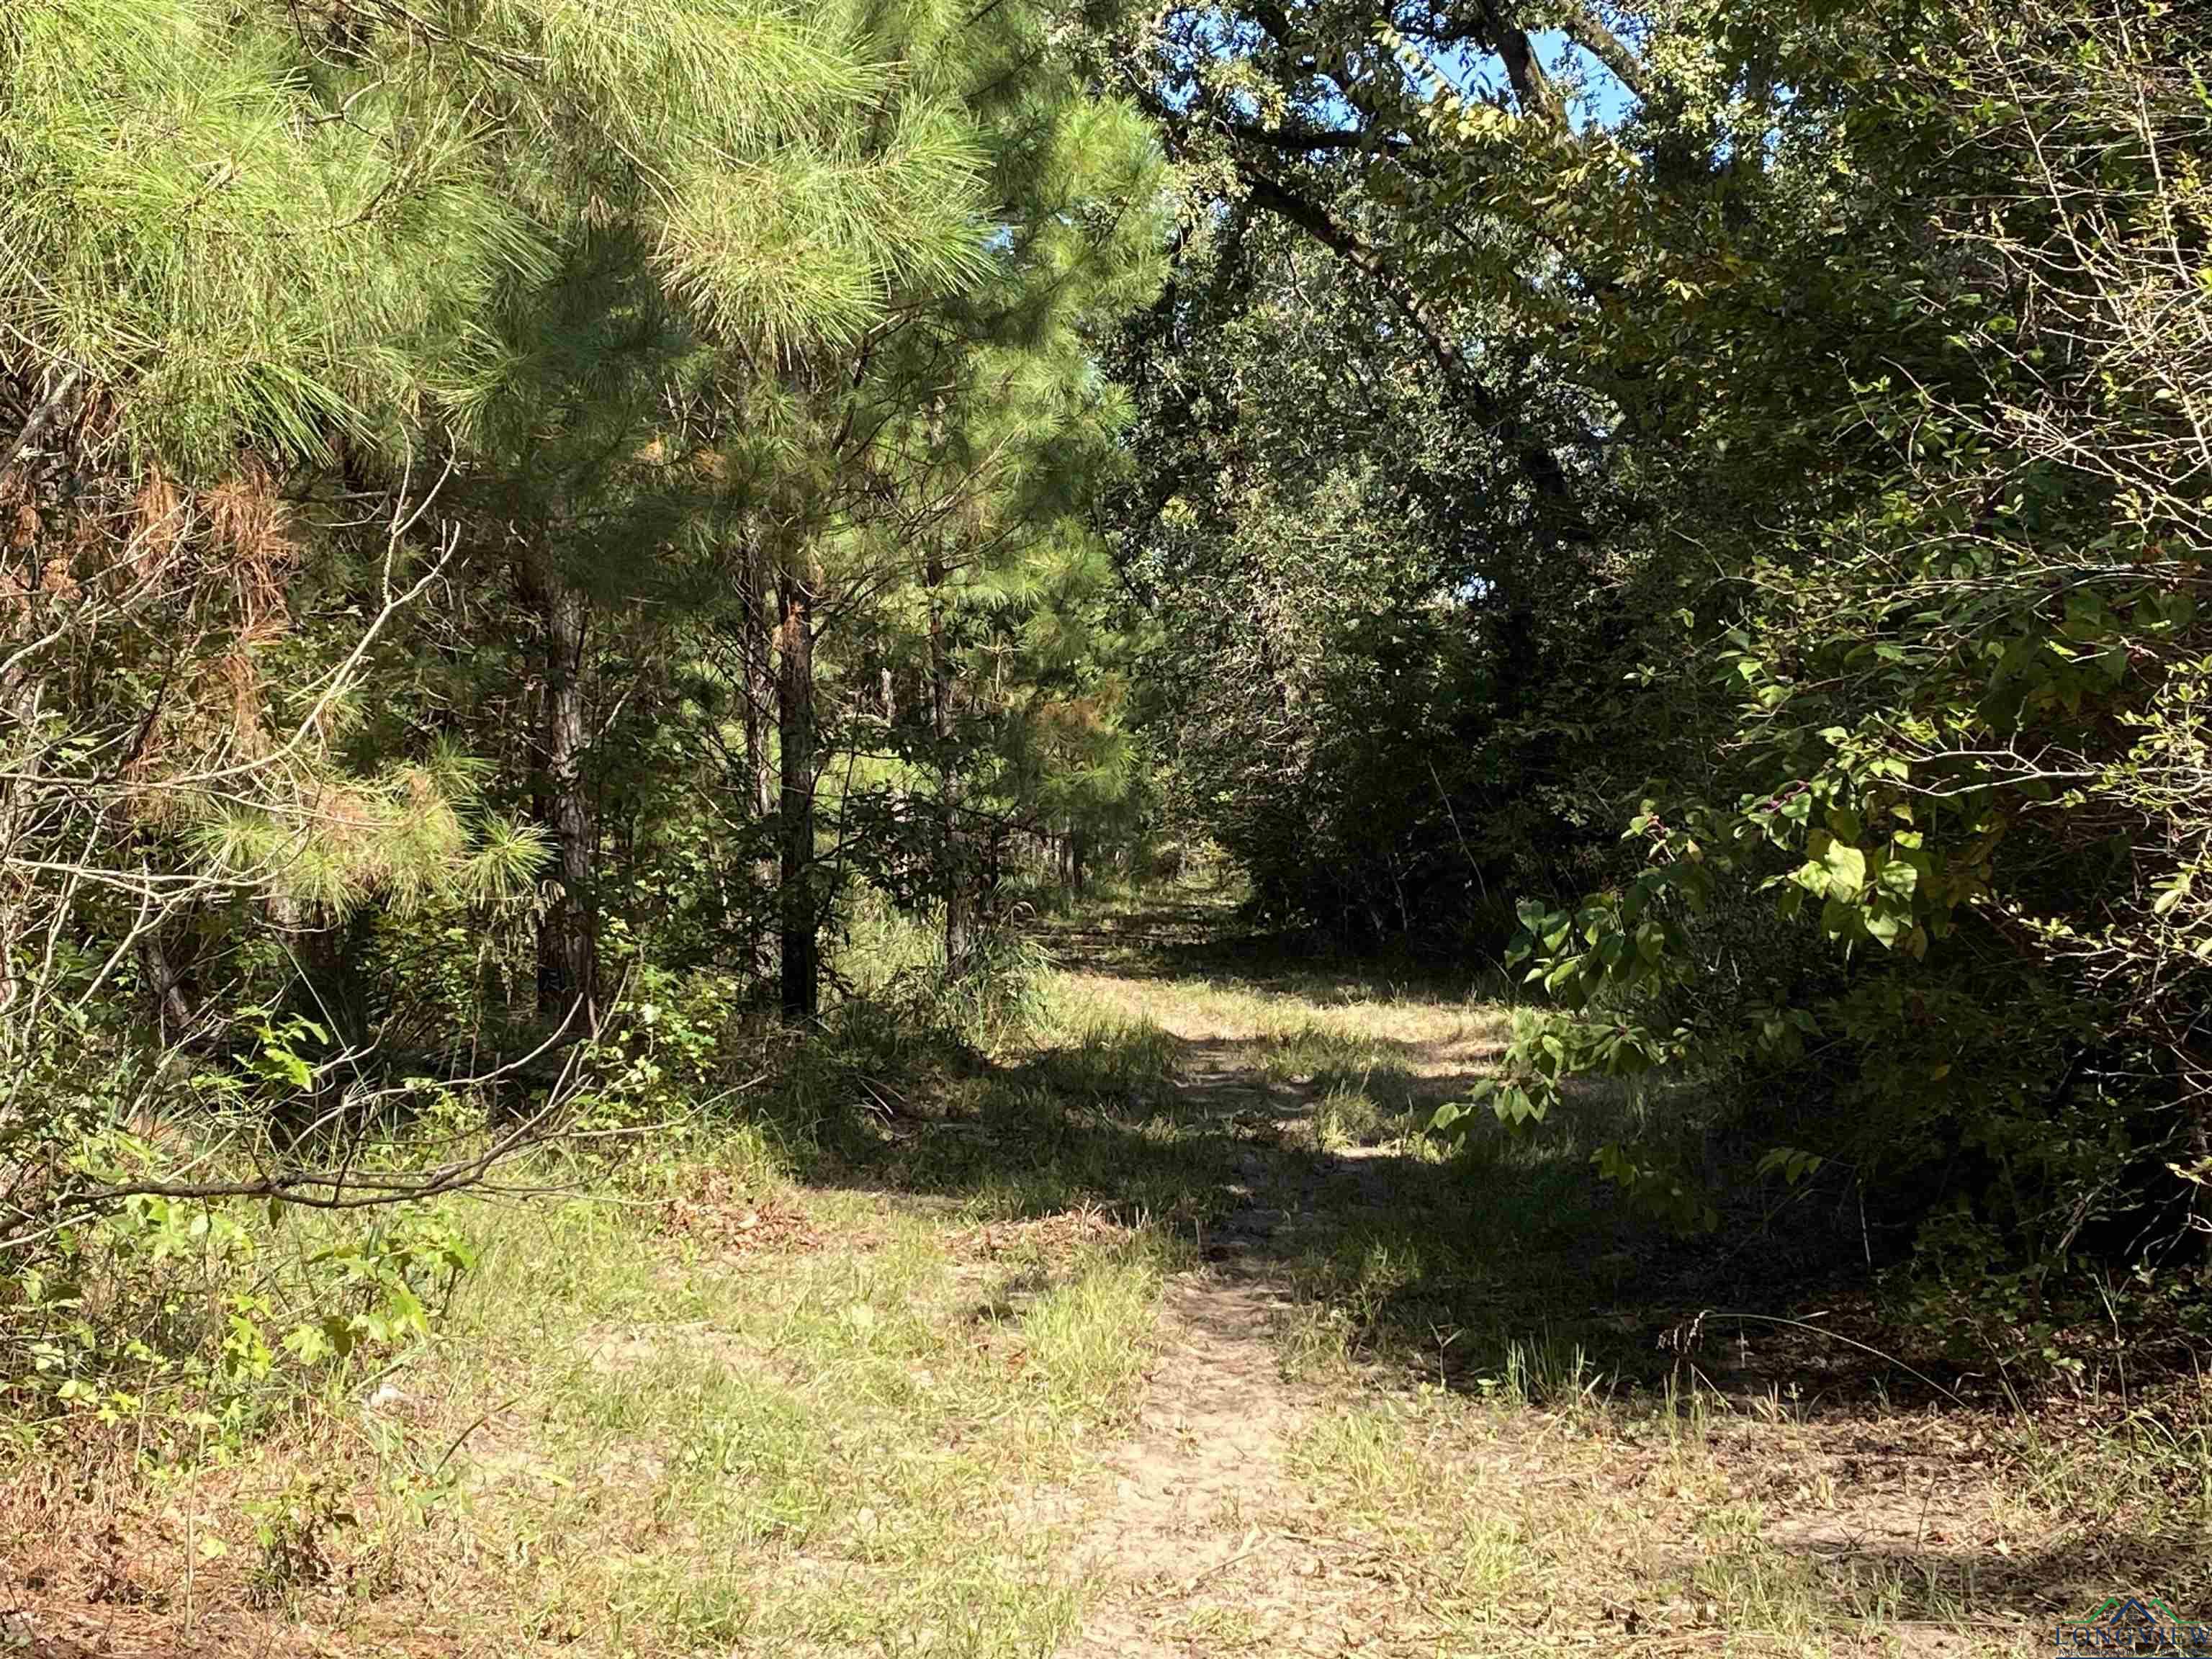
[1822,841,1869,896]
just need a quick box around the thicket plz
[1099,0,2212,1356]
[0,0,1165,1421]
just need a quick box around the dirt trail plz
[1057,968,1466,1658]
[1033,927,2125,1659]
[1065,1276,1387,1658]
[7,899,2129,1659]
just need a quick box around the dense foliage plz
[1097,0,2211,1347]
[0,0,1166,1396]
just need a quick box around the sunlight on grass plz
[1290,1404,1527,1619]
[1282,1385,2044,1658]
[1021,1238,1169,1429]
[313,1130,1175,1657]
[1066,970,1509,1066]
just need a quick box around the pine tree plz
[1,0,989,1102]
[0,0,1171,1197]
[408,0,997,1024]
[758,0,1166,998]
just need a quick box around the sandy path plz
[1058,974,1455,1658]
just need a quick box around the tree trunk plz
[534,572,596,1025]
[776,562,819,1023]
[138,932,197,1045]
[927,552,971,976]
[740,541,775,976]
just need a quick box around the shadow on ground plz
[804,907,1927,1413]
[786,920,2212,1640]
[1025,885,1497,1004]
[764,894,2212,1647]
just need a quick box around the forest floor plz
[6,885,2208,1657]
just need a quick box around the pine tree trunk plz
[138,932,196,1044]
[927,552,970,976]
[777,564,819,1024]
[741,541,775,976]
[534,572,596,1025]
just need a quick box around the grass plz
[421,1177,1174,1655]
[7,881,2211,1657]
[3,1116,1177,1656]
[1278,1382,2015,1656]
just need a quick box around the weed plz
[243,1476,354,1610]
